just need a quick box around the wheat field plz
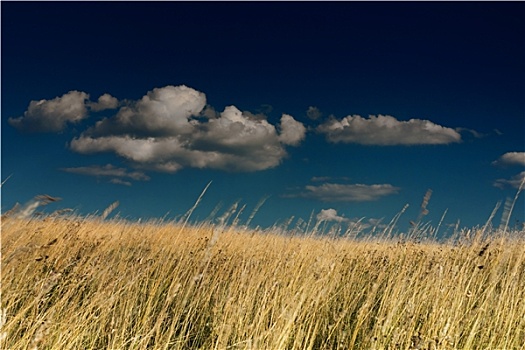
[1,212,524,349]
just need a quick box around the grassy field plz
[1,212,525,349]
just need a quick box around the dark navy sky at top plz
[3,2,524,131]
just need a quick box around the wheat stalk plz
[502,176,525,234]
[179,181,212,233]
[101,201,119,220]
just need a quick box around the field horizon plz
[2,198,524,349]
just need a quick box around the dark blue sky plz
[2,2,524,233]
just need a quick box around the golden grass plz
[1,216,524,349]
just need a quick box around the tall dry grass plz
[1,212,524,349]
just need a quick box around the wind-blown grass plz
[2,213,524,349]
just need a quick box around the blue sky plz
[2,2,524,234]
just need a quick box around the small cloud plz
[368,218,386,228]
[317,114,461,145]
[317,208,347,222]
[492,152,525,167]
[88,93,119,112]
[61,164,150,185]
[278,114,307,146]
[455,127,484,138]
[306,106,322,120]
[8,91,90,132]
[109,178,132,186]
[494,171,525,190]
[9,91,121,133]
[311,176,332,182]
[287,182,400,202]
[345,217,388,232]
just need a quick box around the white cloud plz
[70,134,285,172]
[61,164,150,184]
[317,114,461,145]
[8,91,89,132]
[494,171,525,190]
[492,152,525,167]
[88,93,119,112]
[315,210,388,234]
[109,178,132,186]
[344,218,388,232]
[278,114,307,146]
[288,182,400,202]
[70,86,306,173]
[88,85,207,137]
[455,127,485,139]
[317,208,347,222]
